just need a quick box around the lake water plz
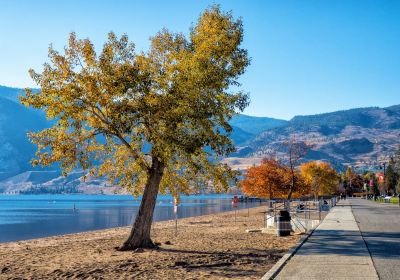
[0,194,263,243]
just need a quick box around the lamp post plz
[383,162,386,192]
[380,162,387,196]
[348,166,352,198]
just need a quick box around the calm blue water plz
[0,194,262,243]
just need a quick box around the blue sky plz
[1,0,399,119]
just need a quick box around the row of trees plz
[242,146,400,200]
[241,158,339,200]
[381,146,400,195]
[337,147,400,196]
[338,167,373,196]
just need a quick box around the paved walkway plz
[351,199,400,280]
[275,200,378,280]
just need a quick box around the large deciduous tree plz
[349,173,365,193]
[363,171,378,195]
[241,158,308,199]
[300,161,339,199]
[20,6,250,250]
[384,158,398,195]
[393,147,400,194]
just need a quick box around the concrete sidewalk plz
[274,200,378,280]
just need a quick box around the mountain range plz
[226,105,400,172]
[1,85,399,193]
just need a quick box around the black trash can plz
[277,210,291,237]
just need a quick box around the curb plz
[260,227,316,280]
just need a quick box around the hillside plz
[230,114,288,135]
[0,170,121,194]
[0,95,51,180]
[236,105,400,171]
[0,85,22,102]
[229,115,287,145]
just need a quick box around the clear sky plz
[1,0,399,119]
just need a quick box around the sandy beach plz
[0,206,301,279]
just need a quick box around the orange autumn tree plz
[241,158,308,199]
[300,161,339,199]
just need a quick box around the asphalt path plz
[350,198,400,280]
[274,200,378,279]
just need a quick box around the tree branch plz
[77,98,145,164]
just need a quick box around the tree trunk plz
[287,168,295,200]
[119,157,165,251]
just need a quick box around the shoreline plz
[0,206,300,279]
[0,202,263,244]
[0,197,265,243]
